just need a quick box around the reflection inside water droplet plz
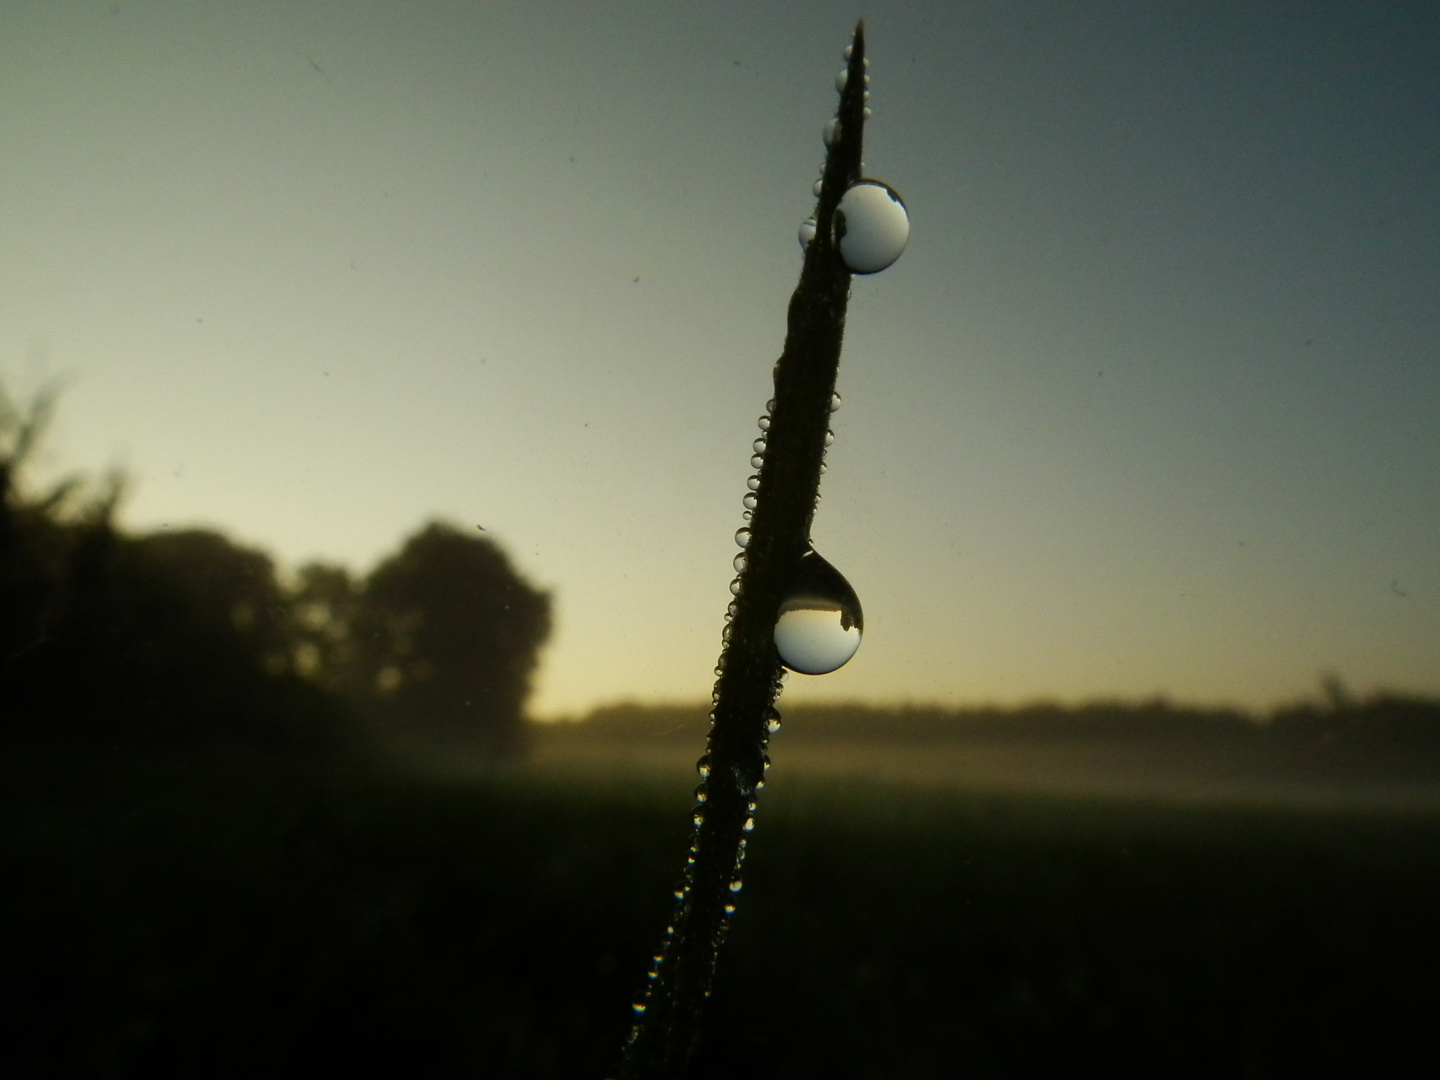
[773,547,864,675]
[835,181,909,274]
[798,216,817,249]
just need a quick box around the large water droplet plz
[773,548,864,675]
[747,474,761,491]
[742,492,758,511]
[835,181,909,274]
[735,528,751,549]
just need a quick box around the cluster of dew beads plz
[773,547,864,675]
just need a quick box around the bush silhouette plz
[345,521,551,757]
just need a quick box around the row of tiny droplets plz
[626,38,866,1032]
[798,44,870,249]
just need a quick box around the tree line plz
[0,386,550,759]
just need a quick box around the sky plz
[2,1,1437,718]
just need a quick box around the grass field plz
[4,739,1440,1078]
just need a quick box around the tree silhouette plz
[350,521,550,757]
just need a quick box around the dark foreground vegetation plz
[4,746,1440,1079]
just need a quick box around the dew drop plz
[863,106,873,119]
[735,528,751,549]
[834,181,909,274]
[697,755,712,779]
[823,118,842,146]
[773,547,864,675]
[747,474,761,491]
[824,428,835,447]
[835,69,848,92]
[835,180,910,275]
[729,879,744,893]
[757,414,771,432]
[733,552,747,573]
[843,44,852,60]
[730,576,742,595]
[633,1002,647,1015]
[750,453,764,469]
[798,216,817,249]
[724,902,737,915]
[829,392,842,412]
[695,785,708,803]
[766,398,777,412]
[813,179,824,197]
[693,811,705,827]
[767,715,781,733]
[753,436,767,455]
[742,492,758,511]
[743,816,756,832]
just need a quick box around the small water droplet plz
[724,902,737,915]
[835,69,848,92]
[750,453,764,469]
[673,888,684,900]
[834,181,909,274]
[819,461,827,474]
[753,436,767,455]
[742,492,758,510]
[735,527,751,549]
[697,755,712,779]
[757,414,770,432]
[743,816,756,832]
[766,398,777,412]
[695,785,708,802]
[843,44,852,60]
[747,474,761,491]
[727,601,737,617]
[823,118,842,146]
[633,1002,647,1015]
[773,547,864,675]
[767,715,781,733]
[747,800,757,812]
[824,428,835,446]
[829,392,842,412]
[863,106,873,119]
[693,811,705,827]
[729,879,744,893]
[797,216,817,249]
[730,576,742,595]
[812,179,823,197]
[733,552,747,572]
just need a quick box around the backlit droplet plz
[798,216,817,249]
[724,902,736,915]
[735,528,751,549]
[766,398,777,412]
[773,547,864,675]
[812,179,823,197]
[743,816,756,832]
[753,436,767,455]
[863,106,873,119]
[750,454,764,469]
[747,474,761,491]
[743,492,758,510]
[835,69,848,92]
[824,428,835,446]
[729,879,744,893]
[733,552,747,573]
[835,181,909,274]
[843,44,852,60]
[823,118,842,146]
[757,414,771,432]
[829,392,842,412]
[693,811,705,827]
[697,755,712,779]
[730,576,742,595]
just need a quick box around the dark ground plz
[4,743,1440,1079]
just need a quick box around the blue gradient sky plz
[3,1,1437,716]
